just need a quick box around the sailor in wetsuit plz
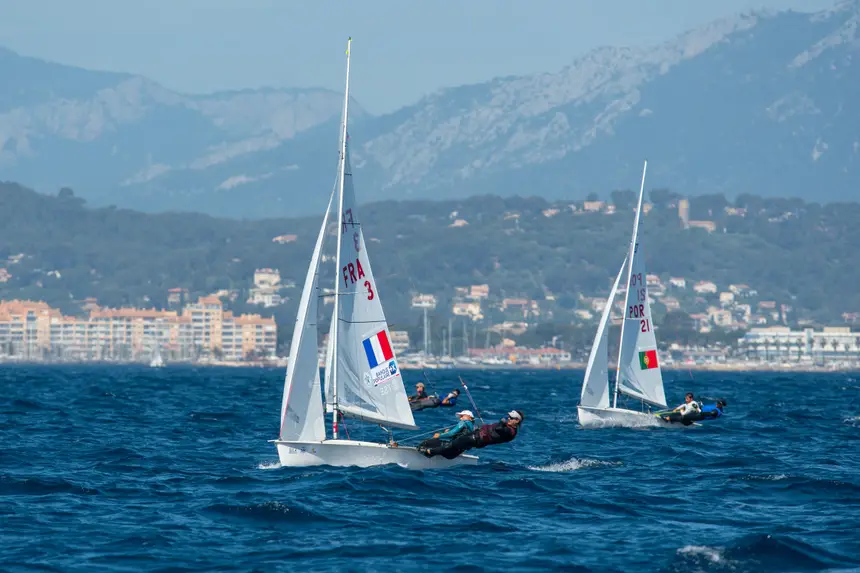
[440,389,460,406]
[700,399,727,419]
[408,382,428,403]
[417,410,475,452]
[662,393,701,424]
[420,410,524,459]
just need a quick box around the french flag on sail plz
[362,330,394,368]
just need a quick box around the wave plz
[187,411,242,422]
[665,534,860,572]
[257,460,282,470]
[528,457,622,472]
[204,501,331,524]
[0,475,100,496]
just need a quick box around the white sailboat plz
[271,38,477,468]
[149,345,164,368]
[577,161,676,428]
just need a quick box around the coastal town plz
[2,264,859,369]
[2,195,859,370]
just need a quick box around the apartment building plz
[0,298,277,362]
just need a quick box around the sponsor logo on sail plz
[368,360,398,386]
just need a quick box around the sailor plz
[440,389,460,406]
[420,410,524,460]
[408,382,428,403]
[701,398,727,419]
[420,410,475,449]
[673,392,701,417]
[661,392,701,424]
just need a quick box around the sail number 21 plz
[629,273,650,331]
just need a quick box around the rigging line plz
[397,425,458,444]
[421,369,439,397]
[337,410,351,440]
[459,375,485,426]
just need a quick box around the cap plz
[508,410,523,421]
[456,410,474,418]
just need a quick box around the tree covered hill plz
[1,182,859,336]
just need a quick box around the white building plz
[411,294,437,309]
[739,326,860,363]
[248,268,286,308]
[389,330,410,355]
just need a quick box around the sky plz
[0,0,838,114]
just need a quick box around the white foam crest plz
[844,415,860,426]
[678,545,724,563]
[528,457,620,472]
[257,460,282,470]
[743,473,789,482]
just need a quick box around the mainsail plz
[580,257,627,409]
[614,161,667,408]
[278,191,335,442]
[330,145,417,430]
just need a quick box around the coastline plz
[1,359,857,373]
[399,362,860,373]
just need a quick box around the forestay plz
[331,145,417,431]
[278,191,334,442]
[615,161,667,408]
[580,257,627,409]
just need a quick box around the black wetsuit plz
[410,395,441,411]
[422,420,519,460]
[408,389,428,402]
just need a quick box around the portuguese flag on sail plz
[639,349,658,370]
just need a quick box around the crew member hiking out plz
[440,389,460,406]
[408,382,428,403]
[700,399,727,420]
[419,410,524,460]
[417,410,475,452]
[661,392,701,425]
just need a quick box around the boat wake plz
[257,460,282,470]
[528,457,621,473]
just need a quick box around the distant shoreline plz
[400,362,859,373]
[1,360,857,373]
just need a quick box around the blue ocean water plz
[2,366,859,572]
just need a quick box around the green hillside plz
[1,183,858,352]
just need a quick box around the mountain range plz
[1,1,858,218]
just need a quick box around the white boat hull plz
[273,439,479,469]
[577,406,688,429]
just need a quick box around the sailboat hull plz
[273,439,479,469]
[577,406,690,429]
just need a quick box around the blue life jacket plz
[438,419,474,439]
[701,404,723,418]
[440,395,458,407]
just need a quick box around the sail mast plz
[331,36,352,439]
[613,160,648,408]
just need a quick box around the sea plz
[1,365,859,573]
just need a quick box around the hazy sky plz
[0,0,837,113]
